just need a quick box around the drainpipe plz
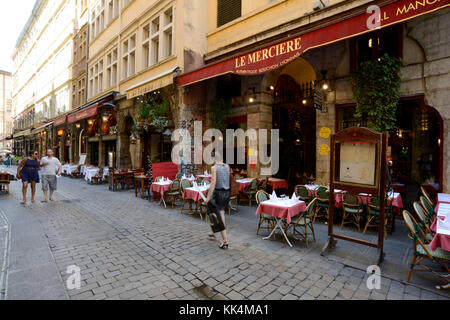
[85,23,90,105]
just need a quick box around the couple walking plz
[16,149,62,204]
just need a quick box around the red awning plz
[67,105,98,124]
[178,0,449,86]
[53,116,67,127]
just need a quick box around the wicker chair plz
[413,201,434,243]
[403,210,450,286]
[285,198,317,248]
[258,177,268,191]
[363,196,392,239]
[341,193,363,232]
[294,185,311,205]
[314,186,329,223]
[228,176,240,215]
[255,190,276,238]
[420,185,435,204]
[91,168,104,185]
[239,178,258,206]
[420,196,436,223]
[164,179,181,208]
[180,179,193,214]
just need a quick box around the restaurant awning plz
[13,129,31,138]
[30,122,52,135]
[53,115,67,127]
[126,68,178,99]
[68,105,98,124]
[178,0,449,86]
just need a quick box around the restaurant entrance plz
[273,74,316,186]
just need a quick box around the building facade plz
[0,70,13,151]
[178,0,450,193]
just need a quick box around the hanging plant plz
[132,96,170,133]
[351,53,403,132]
[209,98,232,133]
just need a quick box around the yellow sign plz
[126,73,174,99]
[319,127,331,139]
[318,144,330,156]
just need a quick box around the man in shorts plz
[40,149,62,202]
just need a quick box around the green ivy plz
[209,98,232,133]
[133,97,169,133]
[351,53,403,132]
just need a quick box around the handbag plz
[17,158,26,180]
[207,199,226,233]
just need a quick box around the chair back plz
[259,177,268,189]
[295,185,309,198]
[304,198,317,218]
[196,177,203,184]
[402,210,433,259]
[256,190,269,204]
[176,173,183,180]
[250,178,258,190]
[420,196,434,216]
[420,185,434,204]
[230,177,239,197]
[413,201,430,226]
[317,186,329,200]
[343,193,359,206]
[180,179,192,192]
[170,179,180,191]
[202,179,211,185]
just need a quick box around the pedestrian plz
[17,150,40,204]
[40,149,62,202]
[204,159,230,250]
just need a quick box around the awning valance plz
[68,105,98,124]
[30,122,52,135]
[13,129,31,138]
[53,116,67,127]
[126,68,177,99]
[178,0,449,86]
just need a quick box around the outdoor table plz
[255,198,307,247]
[236,178,253,192]
[267,178,288,190]
[304,184,320,197]
[197,174,212,180]
[134,175,150,200]
[62,164,78,175]
[102,168,109,180]
[183,185,210,204]
[150,180,172,207]
[180,176,196,182]
[84,168,99,183]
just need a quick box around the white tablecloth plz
[85,168,100,182]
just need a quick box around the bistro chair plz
[239,178,258,207]
[420,185,435,205]
[314,186,330,223]
[341,193,363,232]
[0,173,10,194]
[413,202,434,243]
[176,173,183,180]
[420,196,436,222]
[402,210,450,285]
[164,179,181,209]
[284,198,317,248]
[258,177,268,191]
[91,168,104,185]
[363,196,392,239]
[255,190,276,238]
[295,185,311,205]
[71,165,82,179]
[228,176,240,215]
[180,179,193,214]
[196,177,203,184]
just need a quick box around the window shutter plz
[217,0,242,27]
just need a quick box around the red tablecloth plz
[268,178,288,190]
[151,183,171,196]
[256,200,306,224]
[183,188,209,203]
[429,203,450,252]
[237,181,251,192]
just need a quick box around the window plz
[91,1,106,41]
[108,0,119,24]
[350,25,402,71]
[122,35,136,79]
[106,48,118,88]
[78,77,85,107]
[217,0,241,27]
[89,60,104,97]
[72,84,77,108]
[141,7,173,70]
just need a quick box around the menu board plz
[339,142,377,186]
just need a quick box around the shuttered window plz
[217,0,242,27]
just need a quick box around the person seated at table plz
[205,157,230,250]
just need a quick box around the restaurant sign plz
[126,72,174,99]
[178,0,449,86]
[53,116,67,127]
[67,106,98,124]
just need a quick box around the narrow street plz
[0,167,448,300]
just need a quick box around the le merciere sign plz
[322,127,388,265]
[178,0,449,86]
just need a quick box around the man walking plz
[40,149,62,202]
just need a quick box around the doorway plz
[104,140,116,168]
[89,141,99,166]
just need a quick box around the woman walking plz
[17,151,40,204]
[205,160,230,249]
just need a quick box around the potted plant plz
[132,97,170,133]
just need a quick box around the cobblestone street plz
[0,169,449,300]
